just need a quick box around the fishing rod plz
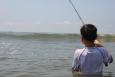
[68,0,85,25]
[69,0,107,48]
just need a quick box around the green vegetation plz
[100,34,115,42]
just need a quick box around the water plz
[0,32,114,77]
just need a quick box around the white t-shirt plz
[72,47,112,74]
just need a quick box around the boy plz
[72,24,113,75]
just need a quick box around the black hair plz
[80,24,97,41]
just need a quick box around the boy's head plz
[80,24,97,42]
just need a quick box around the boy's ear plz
[80,37,84,44]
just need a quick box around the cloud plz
[1,21,38,26]
[63,21,72,24]
[43,21,81,25]
[34,21,42,25]
[0,21,82,27]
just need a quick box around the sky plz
[0,0,115,34]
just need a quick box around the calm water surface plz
[0,33,114,77]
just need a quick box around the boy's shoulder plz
[74,48,85,55]
[75,47,107,54]
[75,48,84,52]
[74,48,85,59]
[96,47,107,52]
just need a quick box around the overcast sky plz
[0,0,115,34]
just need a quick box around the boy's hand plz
[108,55,113,63]
[94,40,103,47]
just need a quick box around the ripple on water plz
[14,74,38,77]
[0,56,11,61]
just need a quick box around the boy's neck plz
[84,41,95,48]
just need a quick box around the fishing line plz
[68,0,85,25]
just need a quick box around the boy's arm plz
[72,50,80,73]
[94,40,113,66]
